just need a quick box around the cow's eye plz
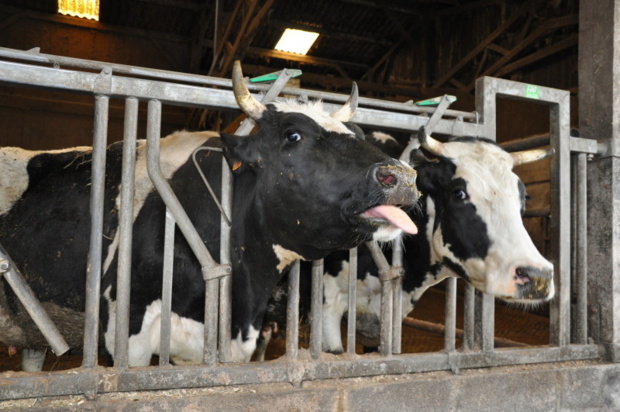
[285,131,302,143]
[453,189,468,200]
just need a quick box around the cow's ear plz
[220,133,258,174]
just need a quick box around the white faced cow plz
[262,128,555,354]
[0,62,420,366]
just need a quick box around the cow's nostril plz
[376,169,397,187]
[514,267,531,285]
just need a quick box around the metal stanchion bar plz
[310,259,324,360]
[346,248,358,354]
[286,260,300,360]
[114,97,139,369]
[82,94,109,368]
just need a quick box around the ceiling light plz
[58,0,100,21]
[274,29,319,55]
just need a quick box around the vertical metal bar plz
[114,97,138,369]
[380,279,394,356]
[159,209,175,366]
[82,95,109,368]
[391,241,403,354]
[444,277,457,351]
[575,153,588,343]
[549,99,572,347]
[286,260,300,360]
[474,293,495,352]
[310,259,324,360]
[346,248,358,354]
[463,283,475,350]
[218,161,233,363]
[203,280,219,365]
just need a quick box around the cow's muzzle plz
[514,265,555,301]
[372,162,419,207]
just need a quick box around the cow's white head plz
[415,127,554,303]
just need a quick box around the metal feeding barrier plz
[0,47,605,400]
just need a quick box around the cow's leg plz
[21,348,46,371]
[254,322,278,362]
[322,274,348,354]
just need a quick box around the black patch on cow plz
[439,178,491,260]
[0,145,123,313]
[442,257,470,283]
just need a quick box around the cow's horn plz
[232,60,266,120]
[331,82,358,121]
[418,126,446,155]
[511,147,555,166]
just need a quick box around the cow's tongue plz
[364,205,418,234]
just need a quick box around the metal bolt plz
[0,259,9,273]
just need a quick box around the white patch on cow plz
[372,226,403,242]
[272,99,355,135]
[272,244,305,272]
[104,286,257,366]
[102,131,220,276]
[432,141,553,299]
[230,326,259,363]
[0,146,90,216]
[369,131,397,144]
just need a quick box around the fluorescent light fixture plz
[274,29,319,55]
[58,0,100,21]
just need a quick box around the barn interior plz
[0,0,577,371]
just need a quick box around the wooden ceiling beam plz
[432,0,537,88]
[466,14,578,91]
[494,34,578,78]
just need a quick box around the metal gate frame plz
[0,47,605,401]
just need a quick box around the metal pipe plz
[82,95,109,368]
[346,248,358,354]
[218,160,233,362]
[463,283,475,350]
[114,97,139,369]
[286,260,300,360]
[365,241,393,356]
[444,277,457,351]
[574,153,588,343]
[310,259,324,360]
[0,245,69,355]
[159,209,176,366]
[391,241,403,354]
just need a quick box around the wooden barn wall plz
[0,8,192,150]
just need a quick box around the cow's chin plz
[370,222,403,242]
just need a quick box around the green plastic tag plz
[525,85,540,99]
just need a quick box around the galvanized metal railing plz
[0,47,606,401]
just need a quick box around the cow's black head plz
[219,62,419,263]
[414,127,554,304]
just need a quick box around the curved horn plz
[418,126,446,156]
[232,60,266,120]
[511,147,555,166]
[331,82,358,121]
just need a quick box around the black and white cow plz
[261,128,555,355]
[0,62,420,366]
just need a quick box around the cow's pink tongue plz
[364,205,418,234]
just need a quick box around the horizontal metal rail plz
[0,344,603,400]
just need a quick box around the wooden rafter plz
[465,14,578,91]
[494,34,578,78]
[431,0,537,88]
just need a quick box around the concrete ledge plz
[2,361,619,411]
